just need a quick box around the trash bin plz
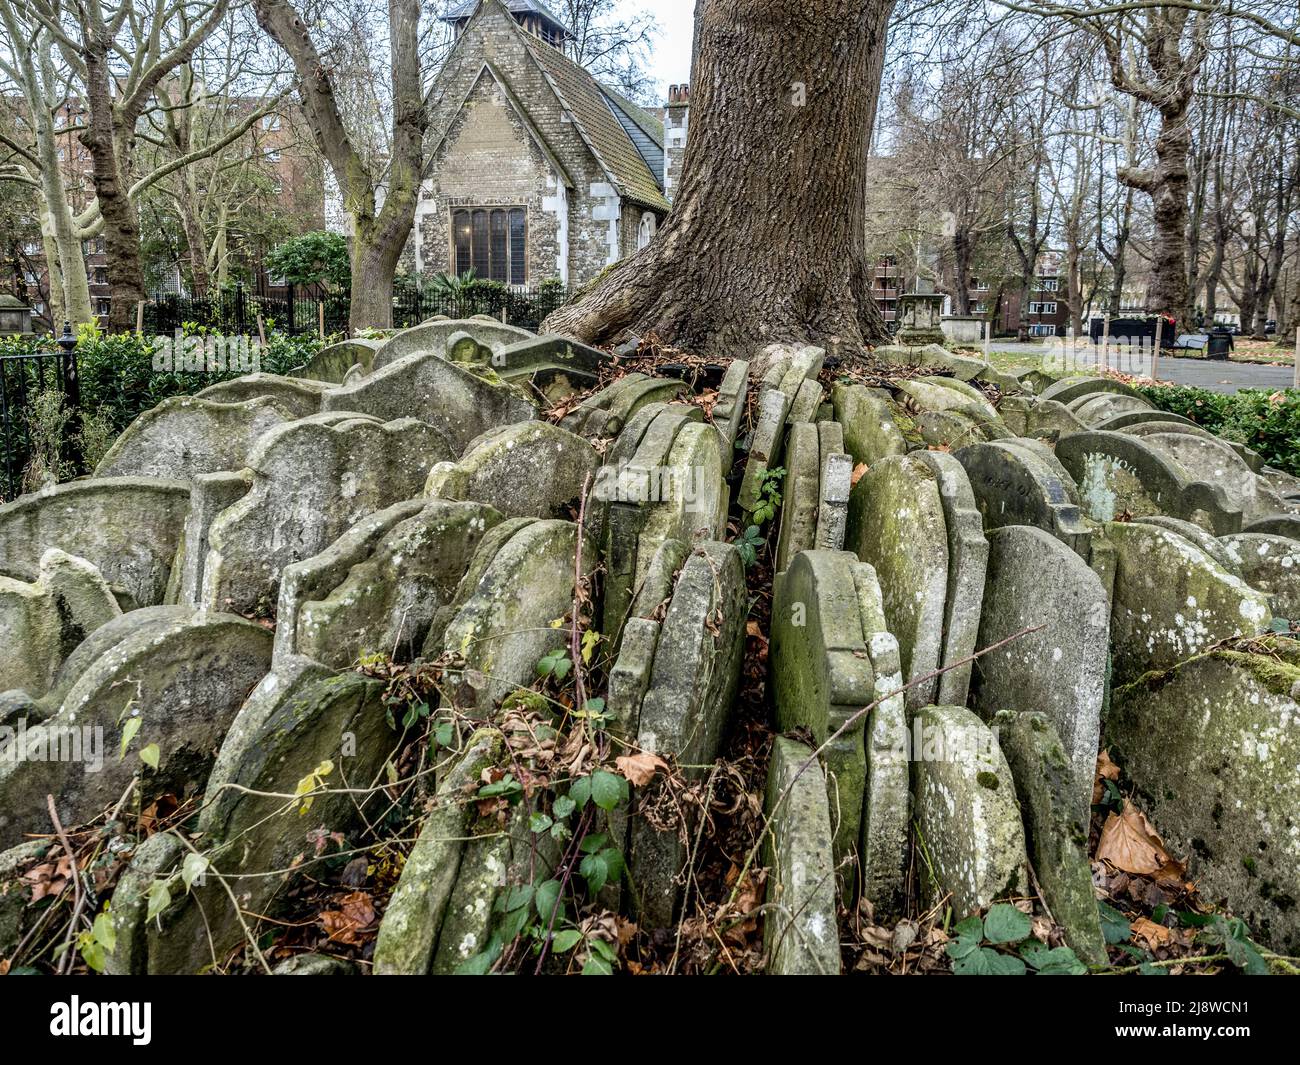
[1207,327,1233,360]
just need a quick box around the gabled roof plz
[525,39,670,212]
[442,0,573,39]
[428,61,574,190]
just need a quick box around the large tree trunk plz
[81,48,146,331]
[1122,105,1192,327]
[544,0,893,356]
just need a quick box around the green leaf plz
[551,929,582,953]
[982,903,1031,944]
[1098,902,1131,945]
[434,721,454,748]
[498,884,535,913]
[580,629,602,665]
[1021,942,1086,975]
[138,743,160,770]
[535,879,564,922]
[589,769,628,811]
[1138,962,1170,976]
[181,852,209,891]
[529,812,554,834]
[581,955,614,975]
[118,716,141,759]
[92,910,116,955]
[146,880,171,921]
[579,853,609,893]
[569,776,592,808]
[945,933,981,961]
[590,937,618,963]
[552,795,576,819]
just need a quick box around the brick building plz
[417,0,676,288]
[986,252,1070,337]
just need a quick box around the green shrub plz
[1138,383,1300,477]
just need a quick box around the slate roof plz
[601,87,666,192]
[525,39,671,212]
[442,0,572,37]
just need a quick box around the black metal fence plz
[0,337,80,502]
[142,283,571,336]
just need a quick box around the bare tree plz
[253,0,426,330]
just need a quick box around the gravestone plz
[628,542,746,927]
[1109,639,1300,954]
[831,383,907,466]
[1106,521,1270,686]
[993,710,1107,965]
[197,373,328,419]
[911,451,988,707]
[426,421,597,520]
[846,454,949,710]
[0,608,272,850]
[0,550,120,697]
[202,413,451,615]
[1218,533,1300,618]
[291,338,379,384]
[911,704,1028,917]
[321,350,536,452]
[0,477,189,607]
[763,737,841,975]
[294,501,503,668]
[954,440,1092,557]
[974,525,1108,817]
[93,396,290,482]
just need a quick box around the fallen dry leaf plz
[616,752,668,787]
[1096,805,1186,884]
[851,462,869,486]
[318,891,376,945]
[1131,916,1172,950]
[1093,749,1121,804]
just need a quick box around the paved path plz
[992,341,1296,395]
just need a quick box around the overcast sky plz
[637,0,695,95]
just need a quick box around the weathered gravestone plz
[369,318,534,370]
[108,659,391,973]
[197,373,328,419]
[628,542,746,927]
[321,350,536,452]
[93,396,291,482]
[439,519,591,711]
[911,704,1028,917]
[1055,431,1242,535]
[973,525,1108,816]
[763,737,841,975]
[0,607,272,850]
[0,550,119,697]
[771,550,909,908]
[1108,638,1300,954]
[846,454,948,711]
[292,501,503,668]
[831,383,907,467]
[911,451,989,707]
[202,413,451,615]
[290,338,380,384]
[1105,521,1270,687]
[426,421,597,520]
[993,710,1107,965]
[374,729,509,974]
[0,477,189,607]
[1219,533,1300,618]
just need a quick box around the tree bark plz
[1103,8,1206,331]
[543,0,893,356]
[254,0,425,333]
